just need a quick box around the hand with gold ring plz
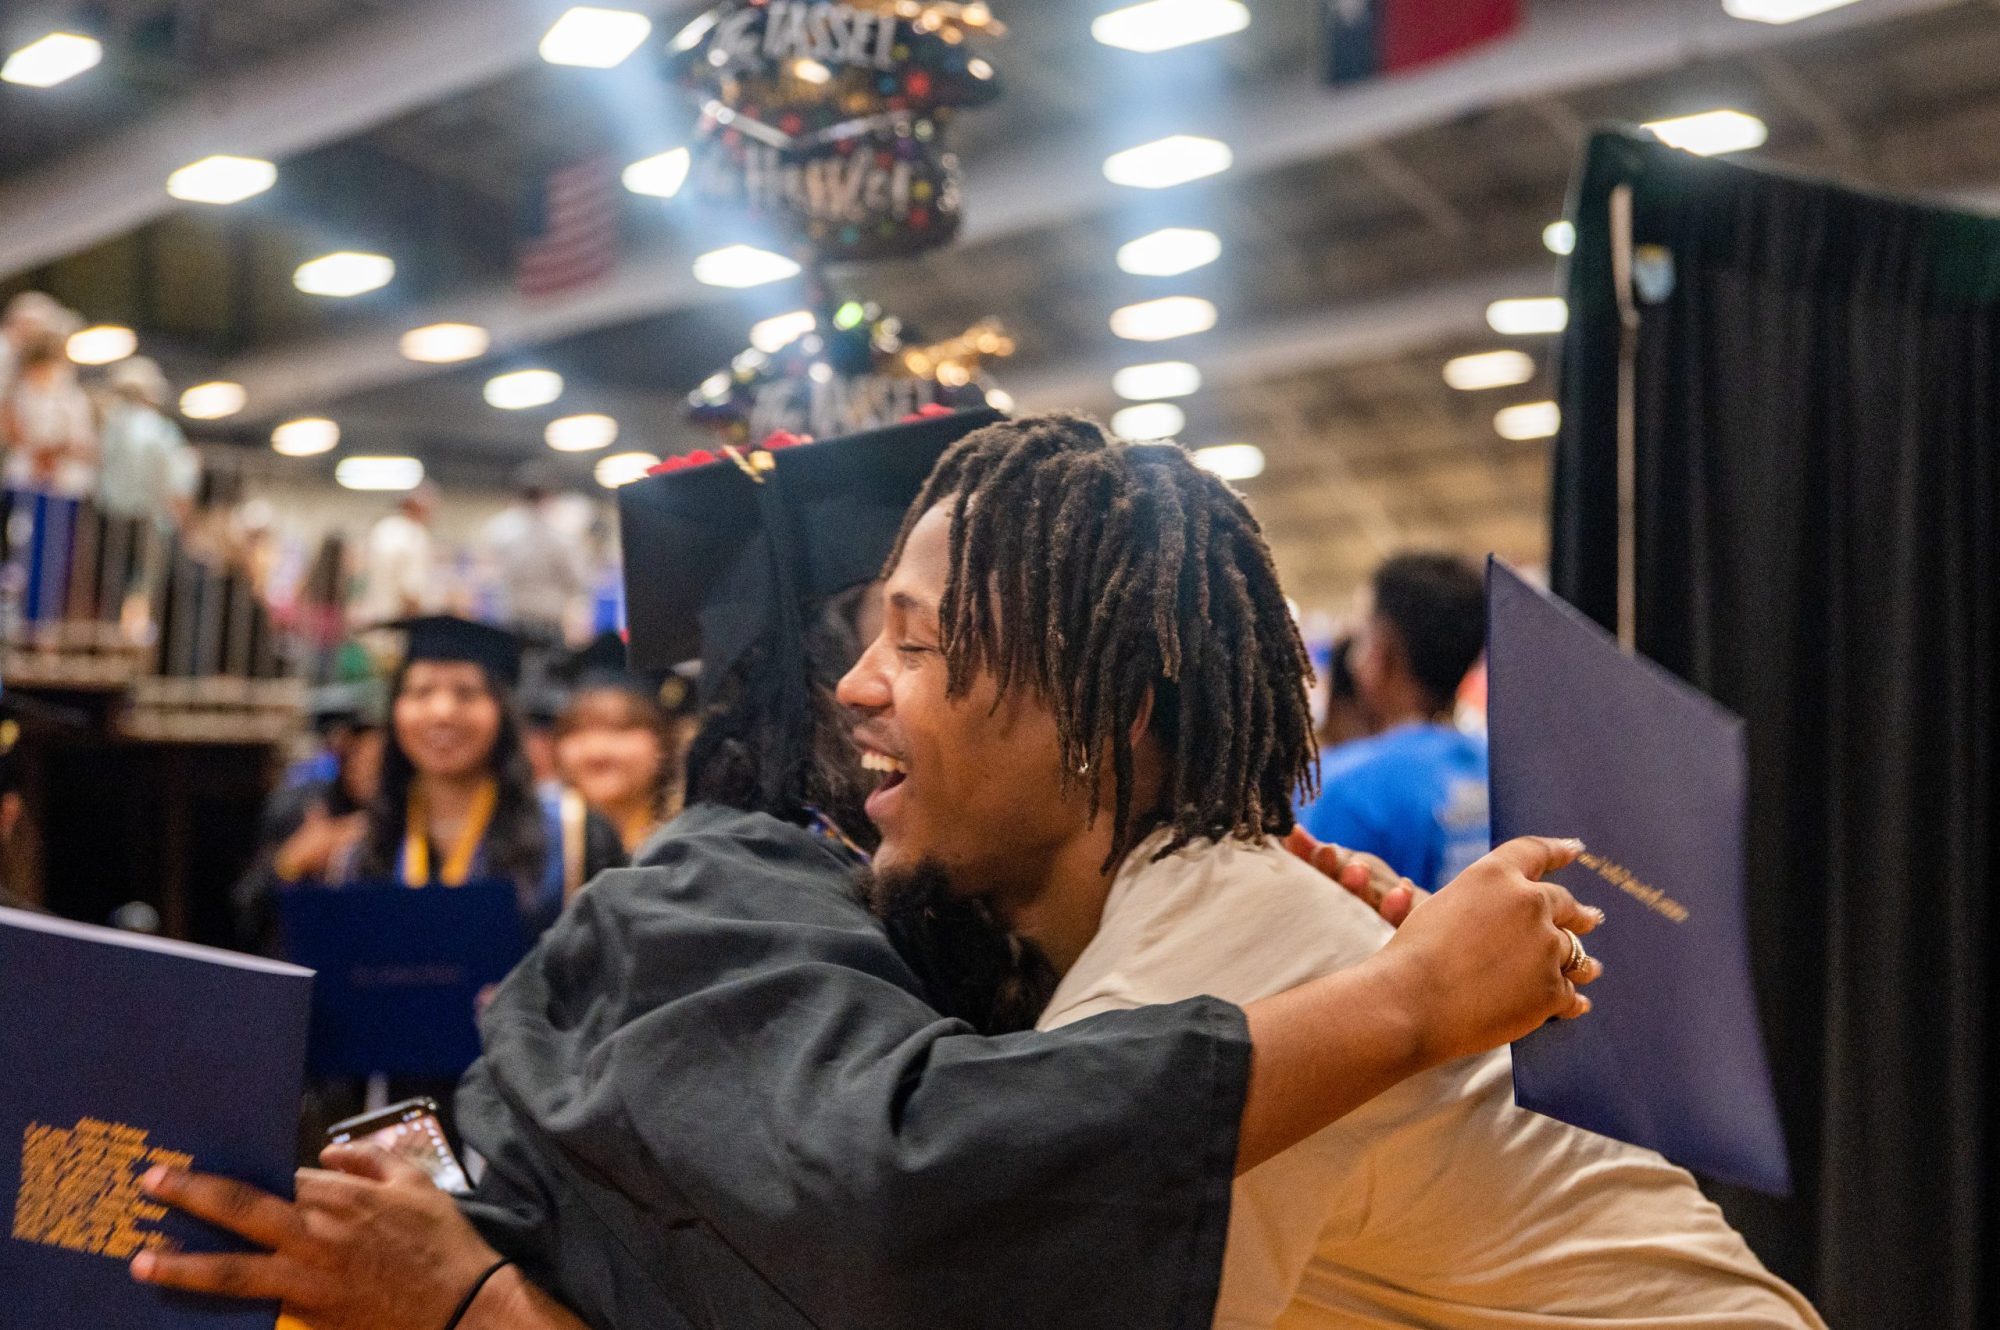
[1559,927,1591,977]
[1370,835,1607,1068]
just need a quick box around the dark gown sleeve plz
[456,805,1248,1330]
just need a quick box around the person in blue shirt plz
[1299,552,1489,892]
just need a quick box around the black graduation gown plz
[456,803,1249,1329]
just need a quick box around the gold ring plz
[1559,927,1590,976]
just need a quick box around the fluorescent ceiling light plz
[1642,109,1768,157]
[293,251,394,297]
[793,58,832,83]
[272,418,339,457]
[984,388,1015,412]
[1113,361,1202,400]
[3,32,102,87]
[693,244,801,288]
[1495,401,1562,441]
[398,322,490,364]
[484,369,564,410]
[1486,297,1568,336]
[179,381,247,420]
[1111,402,1187,441]
[539,7,653,67]
[1092,0,1250,53]
[336,456,426,491]
[1543,220,1576,256]
[1117,227,1221,277]
[595,451,660,488]
[166,155,276,205]
[546,413,619,452]
[750,309,817,353]
[1723,0,1861,22]
[1102,135,1232,190]
[623,147,691,198]
[1192,443,1265,481]
[66,325,136,365]
[1443,349,1536,391]
[1110,295,1217,342]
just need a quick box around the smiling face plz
[836,501,1091,906]
[392,661,503,781]
[557,690,668,814]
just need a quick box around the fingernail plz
[1560,838,1586,853]
[131,1252,156,1279]
[1589,907,1607,925]
[140,1165,166,1193]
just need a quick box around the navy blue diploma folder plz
[276,880,528,1080]
[0,906,312,1328]
[1485,558,1791,1194]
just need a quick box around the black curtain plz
[1552,130,1996,1329]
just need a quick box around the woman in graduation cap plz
[552,631,690,856]
[334,616,624,931]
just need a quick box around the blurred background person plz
[354,480,441,624]
[287,533,359,684]
[2,320,95,497]
[97,356,197,529]
[1316,633,1375,753]
[234,681,389,953]
[0,291,66,399]
[553,633,688,855]
[477,465,589,645]
[1297,552,1489,893]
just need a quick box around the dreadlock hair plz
[886,412,1319,869]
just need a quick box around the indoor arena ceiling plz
[6,0,2000,610]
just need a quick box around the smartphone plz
[325,1097,473,1195]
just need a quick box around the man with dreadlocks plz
[133,410,1606,1330]
[839,413,1821,1329]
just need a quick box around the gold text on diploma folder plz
[10,1117,192,1259]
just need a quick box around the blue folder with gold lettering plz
[276,881,528,1080]
[1485,558,1791,1194]
[0,905,312,1327]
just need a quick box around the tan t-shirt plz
[1038,833,1825,1330]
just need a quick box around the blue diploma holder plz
[276,880,529,1080]
[1486,557,1792,1195]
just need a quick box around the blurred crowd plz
[0,291,199,527]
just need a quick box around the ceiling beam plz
[213,0,1956,420]
[0,0,687,279]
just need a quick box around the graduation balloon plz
[686,299,1011,442]
[689,119,964,261]
[663,0,1002,261]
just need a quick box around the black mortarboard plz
[552,630,697,718]
[618,407,1003,680]
[306,680,388,730]
[385,616,525,689]
[558,630,631,688]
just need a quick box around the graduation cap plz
[557,631,700,718]
[306,680,388,731]
[618,406,1003,681]
[383,616,525,689]
[558,630,631,688]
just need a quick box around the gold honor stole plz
[402,779,499,887]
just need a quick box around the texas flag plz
[1322,0,1522,85]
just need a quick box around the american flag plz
[518,157,619,296]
